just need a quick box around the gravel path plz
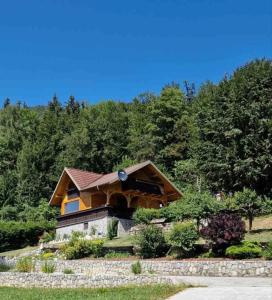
[167,276,272,300]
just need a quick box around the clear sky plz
[0,0,271,106]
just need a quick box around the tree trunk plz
[248,214,253,232]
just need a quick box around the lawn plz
[104,234,134,247]
[0,246,39,257]
[244,214,272,243]
[0,285,187,300]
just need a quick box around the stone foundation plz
[56,216,134,238]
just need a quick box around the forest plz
[0,59,272,223]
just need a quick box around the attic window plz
[64,200,79,214]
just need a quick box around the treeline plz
[0,59,272,222]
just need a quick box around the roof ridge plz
[65,167,102,176]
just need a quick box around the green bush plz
[41,261,56,273]
[225,241,262,259]
[39,231,56,243]
[63,268,74,274]
[41,252,55,260]
[0,221,55,252]
[133,208,160,224]
[0,262,12,272]
[131,261,142,275]
[16,257,35,273]
[61,235,104,260]
[167,222,199,257]
[263,241,272,260]
[135,225,168,258]
[107,218,119,240]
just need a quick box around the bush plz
[41,252,55,260]
[263,241,272,260]
[135,225,168,258]
[63,268,74,274]
[41,261,56,273]
[200,212,245,255]
[0,262,12,272]
[107,218,119,240]
[90,239,104,257]
[61,233,104,260]
[133,208,160,225]
[39,231,56,243]
[225,241,262,259]
[0,221,55,252]
[168,222,199,257]
[16,257,35,273]
[131,261,142,274]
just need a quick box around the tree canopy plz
[0,59,271,222]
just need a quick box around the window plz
[84,222,88,230]
[64,200,79,214]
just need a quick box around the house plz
[49,160,182,238]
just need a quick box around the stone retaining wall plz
[0,272,172,288]
[2,258,272,277]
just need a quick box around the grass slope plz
[0,285,187,300]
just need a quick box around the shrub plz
[131,261,142,274]
[90,239,104,257]
[0,221,55,252]
[225,241,262,259]
[40,252,55,260]
[39,231,56,243]
[168,222,199,257]
[63,268,74,274]
[104,251,131,259]
[135,225,168,258]
[263,241,272,260]
[41,261,56,273]
[200,212,245,255]
[16,257,35,273]
[107,218,119,240]
[61,236,104,260]
[133,208,160,225]
[0,262,12,272]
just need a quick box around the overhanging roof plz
[49,160,182,206]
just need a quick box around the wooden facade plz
[49,161,182,229]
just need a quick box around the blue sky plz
[0,0,271,106]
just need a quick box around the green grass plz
[0,246,38,257]
[0,285,188,300]
[104,235,134,247]
[245,229,272,243]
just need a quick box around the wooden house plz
[49,160,182,238]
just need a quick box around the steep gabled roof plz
[65,168,103,190]
[84,161,151,190]
[49,160,182,206]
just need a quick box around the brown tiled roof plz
[84,161,151,190]
[65,168,103,190]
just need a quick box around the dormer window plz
[65,200,79,214]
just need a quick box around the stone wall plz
[0,272,172,288]
[56,216,134,238]
[2,258,272,278]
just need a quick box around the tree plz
[3,98,10,108]
[200,212,245,255]
[232,188,263,232]
[161,191,223,229]
[196,59,272,195]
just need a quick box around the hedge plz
[0,221,55,252]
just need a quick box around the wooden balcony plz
[56,206,135,228]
